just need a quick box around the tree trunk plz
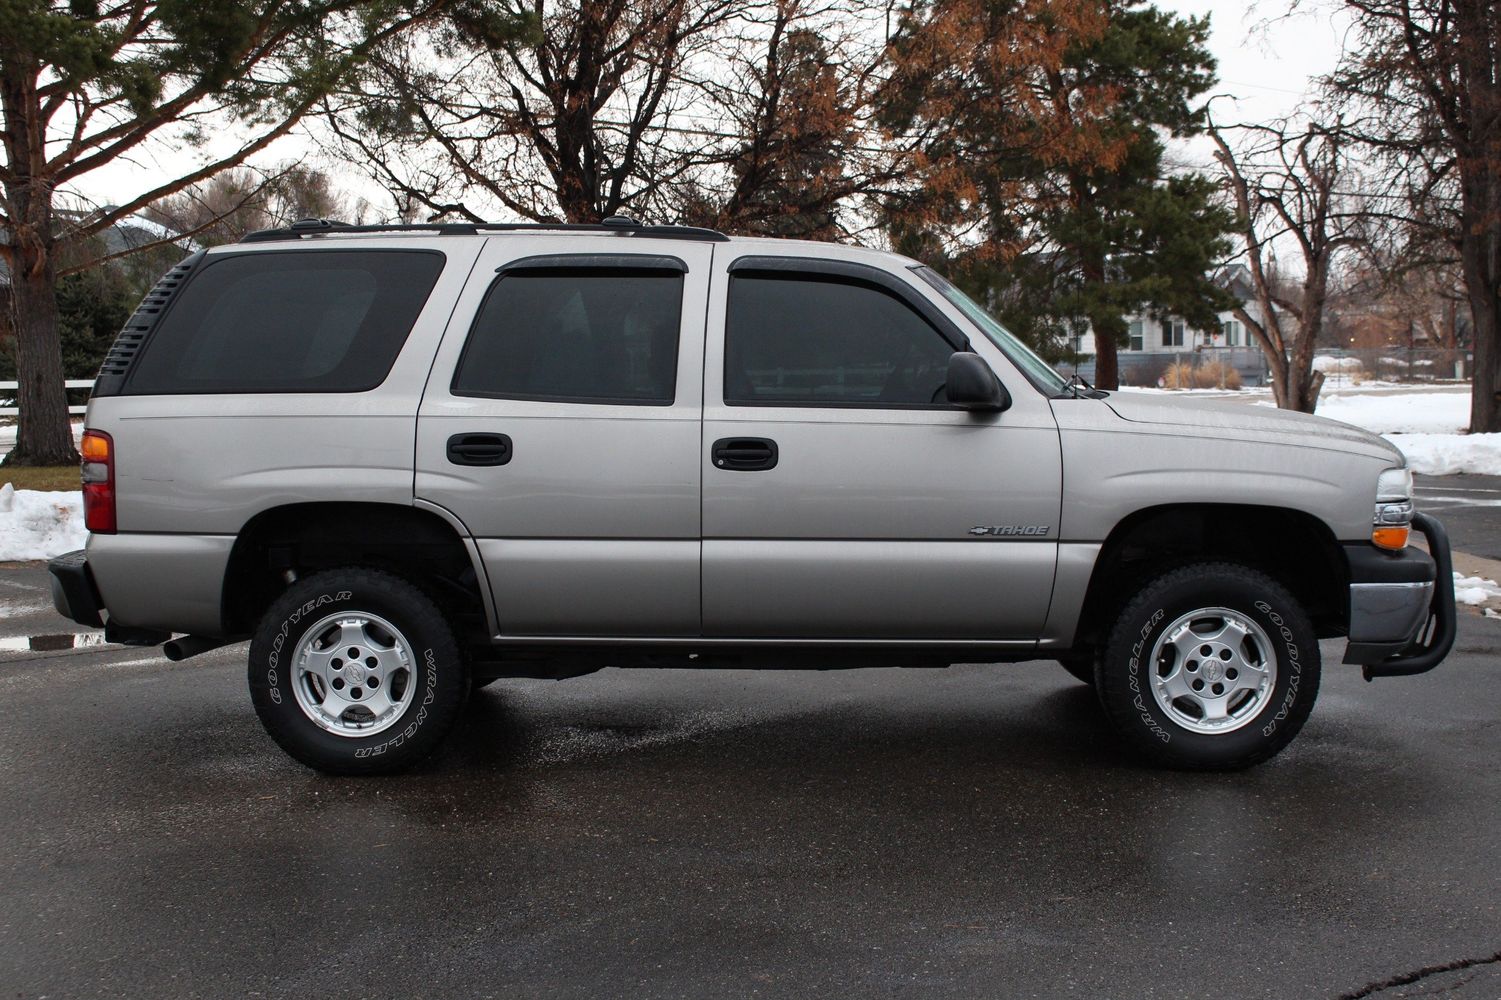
[1082,254,1119,390]
[5,242,78,466]
[1094,331,1119,390]
[1458,180,1501,433]
[3,62,79,467]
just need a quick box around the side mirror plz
[945,352,1010,412]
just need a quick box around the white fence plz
[0,380,96,417]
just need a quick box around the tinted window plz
[126,250,444,394]
[453,269,682,405]
[725,274,954,406]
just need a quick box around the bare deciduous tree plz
[1328,0,1501,432]
[1210,118,1368,412]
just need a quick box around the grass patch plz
[0,466,81,492]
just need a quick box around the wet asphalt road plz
[1415,474,1501,561]
[1,565,1500,999]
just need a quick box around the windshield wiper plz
[1057,372,1106,399]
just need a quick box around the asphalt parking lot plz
[1,559,1500,1000]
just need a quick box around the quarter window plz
[725,274,955,406]
[453,268,683,405]
[127,250,444,394]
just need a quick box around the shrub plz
[1161,359,1242,390]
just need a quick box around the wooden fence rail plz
[0,380,96,417]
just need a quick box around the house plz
[1059,265,1273,387]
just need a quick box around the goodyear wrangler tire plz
[248,568,468,775]
[1097,563,1320,770]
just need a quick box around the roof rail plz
[240,215,730,244]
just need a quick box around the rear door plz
[415,237,713,637]
[700,253,1062,640]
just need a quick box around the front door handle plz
[447,433,512,466]
[711,437,778,471]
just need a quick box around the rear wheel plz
[1096,562,1320,770]
[248,568,468,775]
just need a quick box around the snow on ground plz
[1454,572,1501,606]
[1315,391,1470,434]
[1386,433,1501,476]
[0,485,85,561]
[1311,390,1501,474]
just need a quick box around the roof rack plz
[240,215,730,244]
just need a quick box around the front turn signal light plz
[1372,524,1409,550]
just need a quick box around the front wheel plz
[248,568,469,775]
[1096,562,1320,770]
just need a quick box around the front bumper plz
[1342,512,1456,678]
[48,549,104,628]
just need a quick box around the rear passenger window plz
[126,250,444,394]
[725,274,954,406]
[453,267,683,405]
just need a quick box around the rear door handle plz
[711,437,778,471]
[447,433,512,466]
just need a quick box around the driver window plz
[724,273,954,406]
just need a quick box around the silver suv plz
[47,217,1455,774]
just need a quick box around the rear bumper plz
[47,549,104,628]
[1342,512,1456,678]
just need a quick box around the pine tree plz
[881,0,1234,388]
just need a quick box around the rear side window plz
[453,268,683,405]
[125,250,445,394]
[725,274,955,406]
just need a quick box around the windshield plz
[913,266,1069,394]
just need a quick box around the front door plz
[415,237,713,637]
[700,253,1062,640]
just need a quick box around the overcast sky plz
[78,0,1353,220]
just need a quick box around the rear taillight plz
[80,430,115,533]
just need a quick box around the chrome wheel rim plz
[291,611,415,738]
[1148,607,1278,735]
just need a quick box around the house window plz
[1222,319,1243,347]
[1069,333,1084,354]
[1164,320,1186,348]
[1128,320,1144,352]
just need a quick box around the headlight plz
[1377,467,1413,503]
[1373,467,1414,550]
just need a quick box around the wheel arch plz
[1069,503,1350,650]
[221,501,494,641]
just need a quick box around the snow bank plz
[0,485,86,561]
[1454,571,1501,607]
[1313,355,1363,373]
[1317,392,1469,435]
[1388,433,1501,476]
